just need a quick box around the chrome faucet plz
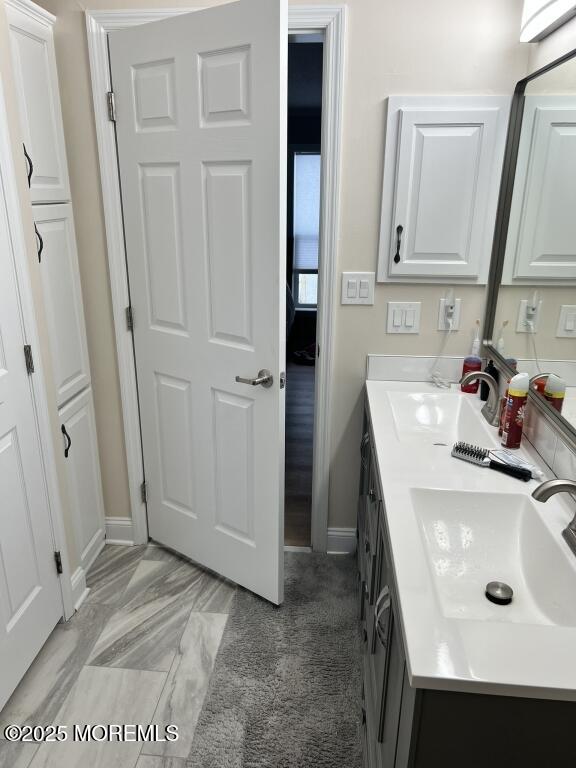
[532,479,576,558]
[459,371,500,427]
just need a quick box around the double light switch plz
[386,302,421,333]
[341,272,375,305]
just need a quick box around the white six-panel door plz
[0,110,63,710]
[109,0,286,603]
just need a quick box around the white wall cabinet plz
[6,0,70,204]
[503,96,576,284]
[377,96,510,283]
[59,389,106,573]
[34,204,91,407]
[7,0,106,579]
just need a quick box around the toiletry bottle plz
[461,356,482,393]
[531,374,548,394]
[544,373,566,414]
[498,360,517,436]
[480,360,499,402]
[501,372,529,449]
[461,321,482,393]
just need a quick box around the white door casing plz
[377,96,510,283]
[85,7,345,553]
[0,118,63,710]
[33,204,91,407]
[6,0,71,204]
[503,96,576,283]
[109,0,286,603]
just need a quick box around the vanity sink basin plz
[386,390,494,446]
[412,488,576,627]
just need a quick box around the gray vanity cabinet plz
[359,401,576,768]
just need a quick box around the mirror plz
[485,49,576,437]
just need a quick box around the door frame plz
[85,4,346,552]
[0,75,73,620]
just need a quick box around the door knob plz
[235,369,273,388]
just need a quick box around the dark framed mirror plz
[483,46,576,454]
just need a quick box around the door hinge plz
[24,344,34,375]
[54,550,63,575]
[317,343,320,359]
[106,91,116,122]
[141,481,148,504]
[280,371,286,389]
[126,305,134,332]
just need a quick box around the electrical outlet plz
[386,302,421,334]
[438,298,462,331]
[516,299,542,333]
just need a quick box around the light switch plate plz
[387,302,421,334]
[557,305,576,338]
[341,272,375,305]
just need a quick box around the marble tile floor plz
[0,543,235,768]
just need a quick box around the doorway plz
[285,35,323,547]
[86,4,344,563]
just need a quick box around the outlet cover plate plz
[516,299,542,333]
[438,298,462,331]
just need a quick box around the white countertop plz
[366,380,576,702]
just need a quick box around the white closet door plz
[389,108,500,279]
[109,0,286,604]
[6,1,70,203]
[0,104,62,711]
[59,388,105,573]
[34,204,90,408]
[505,98,576,282]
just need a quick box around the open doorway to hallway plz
[285,34,323,547]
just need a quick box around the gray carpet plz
[188,553,362,768]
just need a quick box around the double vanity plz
[358,376,576,768]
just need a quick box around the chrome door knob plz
[235,369,274,388]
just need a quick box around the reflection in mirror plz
[493,55,576,430]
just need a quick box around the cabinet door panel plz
[377,97,509,283]
[7,4,70,203]
[391,108,498,279]
[34,204,90,407]
[505,98,576,282]
[59,388,105,573]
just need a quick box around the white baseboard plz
[327,527,357,554]
[105,516,134,545]
[70,566,90,611]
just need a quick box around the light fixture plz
[520,0,576,42]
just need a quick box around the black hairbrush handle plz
[488,460,531,482]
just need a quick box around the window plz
[293,152,321,307]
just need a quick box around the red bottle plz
[501,372,529,449]
[461,356,482,393]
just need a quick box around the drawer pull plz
[375,585,391,647]
[61,424,72,458]
[34,224,44,263]
[23,143,33,187]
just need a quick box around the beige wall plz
[495,286,576,362]
[0,0,78,568]
[34,0,530,530]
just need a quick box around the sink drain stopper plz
[485,581,513,606]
